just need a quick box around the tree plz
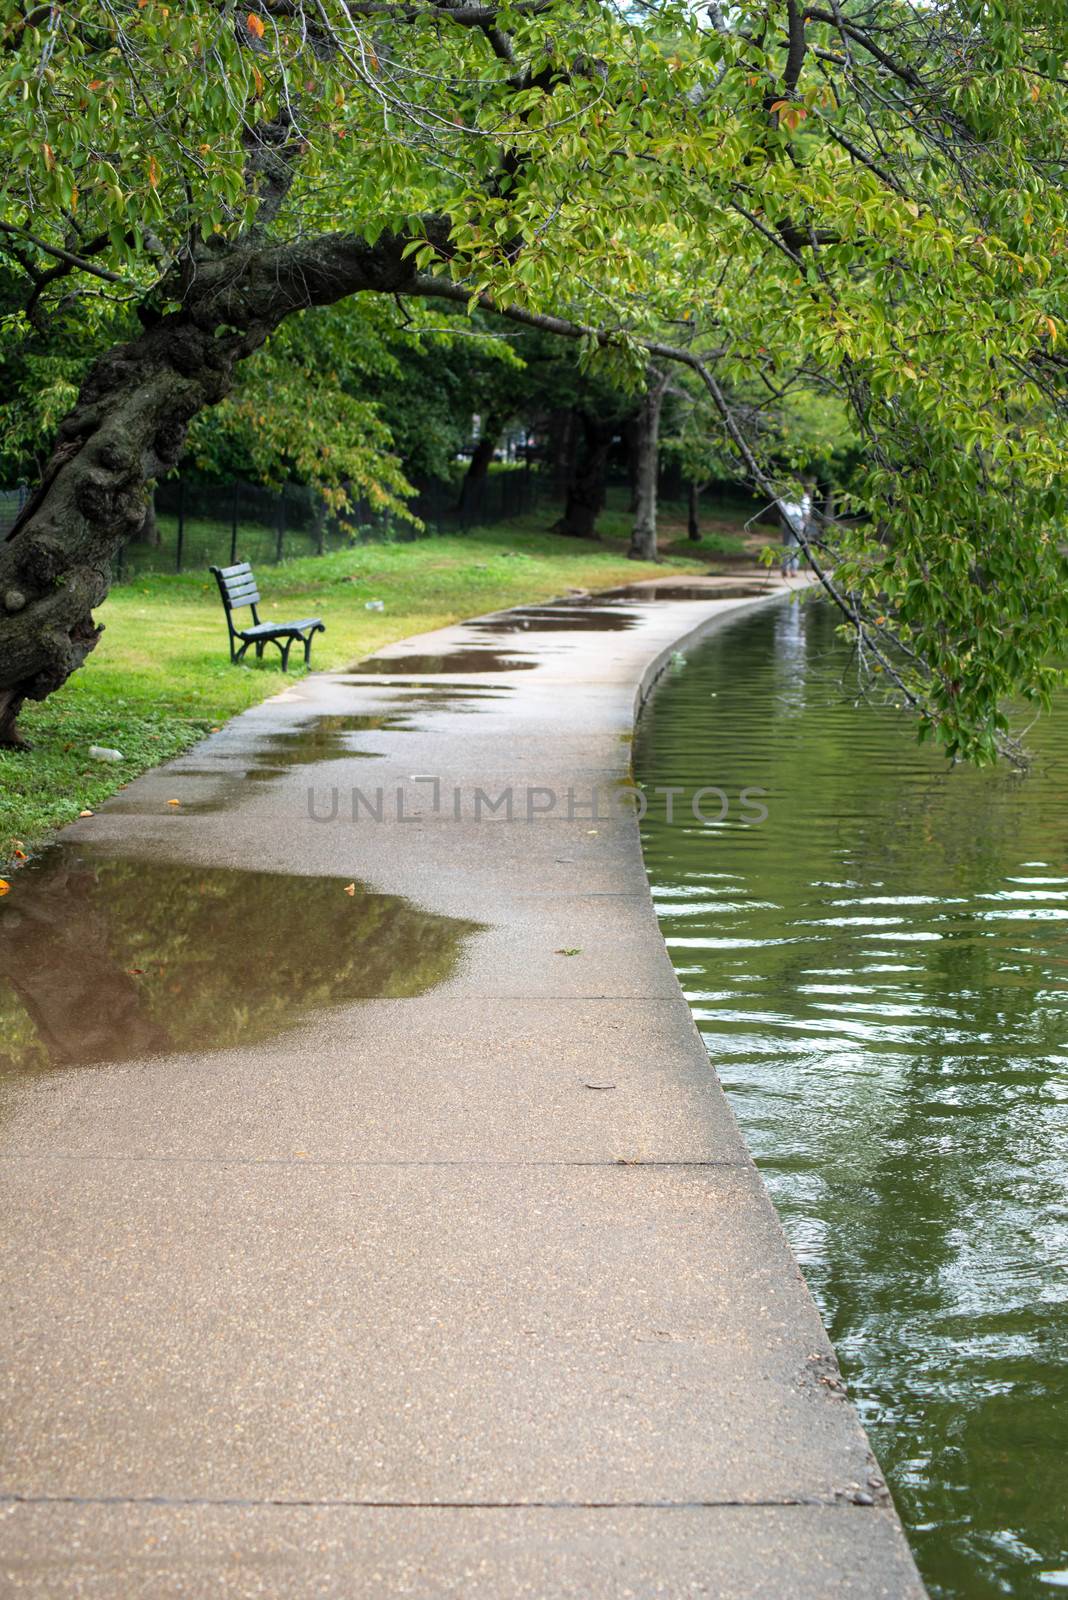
[628,368,669,561]
[552,405,622,538]
[1,2,1066,760]
[186,300,420,521]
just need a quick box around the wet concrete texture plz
[0,575,925,1597]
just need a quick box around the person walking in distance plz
[779,487,812,578]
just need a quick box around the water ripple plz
[637,599,1068,1600]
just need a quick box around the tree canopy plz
[1,1,1066,758]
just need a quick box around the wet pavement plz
[0,572,924,1597]
[347,647,536,673]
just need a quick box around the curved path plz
[0,578,925,1596]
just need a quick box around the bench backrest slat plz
[210,563,261,613]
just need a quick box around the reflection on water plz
[0,847,482,1072]
[636,599,1068,1600]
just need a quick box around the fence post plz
[275,491,286,562]
[230,482,239,565]
[175,480,185,574]
[175,476,186,573]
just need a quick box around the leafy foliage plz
[1,1,1067,757]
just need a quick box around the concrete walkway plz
[0,577,926,1597]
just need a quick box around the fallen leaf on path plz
[584,1082,616,1091]
[0,880,9,897]
[79,809,94,818]
[167,798,181,806]
[343,883,356,895]
[555,947,582,956]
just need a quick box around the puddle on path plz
[0,846,482,1074]
[239,711,425,767]
[348,649,536,674]
[108,690,520,815]
[472,607,640,633]
[584,583,774,604]
[105,713,417,814]
[233,712,413,774]
[330,682,514,700]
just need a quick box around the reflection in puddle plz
[107,713,418,814]
[331,681,514,700]
[0,846,482,1073]
[230,713,410,775]
[348,649,535,674]
[472,607,639,634]
[586,583,773,604]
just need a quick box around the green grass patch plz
[1,511,712,862]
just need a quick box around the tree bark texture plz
[627,372,667,561]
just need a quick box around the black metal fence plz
[0,469,543,582]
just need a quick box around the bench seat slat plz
[217,561,253,579]
[237,618,323,638]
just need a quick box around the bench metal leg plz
[255,641,265,660]
[303,633,314,667]
[278,638,294,672]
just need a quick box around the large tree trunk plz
[552,411,614,539]
[0,320,242,745]
[627,371,667,561]
[0,230,423,746]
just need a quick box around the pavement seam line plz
[0,1495,884,1512]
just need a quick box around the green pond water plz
[635,598,1068,1600]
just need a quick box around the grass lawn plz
[0,497,753,864]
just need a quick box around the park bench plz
[210,562,325,670]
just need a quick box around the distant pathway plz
[0,575,925,1597]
